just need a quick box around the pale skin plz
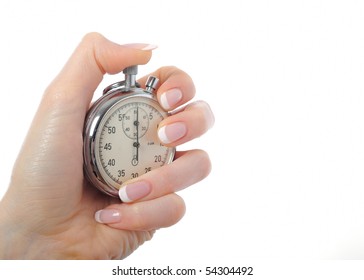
[0,33,214,259]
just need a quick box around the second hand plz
[133,106,140,164]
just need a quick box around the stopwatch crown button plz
[124,65,138,89]
[123,65,138,75]
[145,76,159,93]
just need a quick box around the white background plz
[1,0,364,271]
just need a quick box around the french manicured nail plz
[95,209,121,224]
[123,43,158,51]
[158,122,187,144]
[119,181,151,203]
[160,88,183,110]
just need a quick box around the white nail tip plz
[94,210,102,223]
[123,43,158,51]
[160,93,170,110]
[142,44,158,51]
[158,126,171,144]
[119,186,132,203]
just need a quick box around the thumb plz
[44,32,155,116]
[10,33,155,198]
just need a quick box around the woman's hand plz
[0,33,214,259]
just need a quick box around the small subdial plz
[122,106,149,139]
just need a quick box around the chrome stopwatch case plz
[83,65,175,197]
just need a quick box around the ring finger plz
[118,149,211,203]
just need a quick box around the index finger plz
[138,66,196,111]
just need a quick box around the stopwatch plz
[83,65,175,197]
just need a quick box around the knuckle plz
[129,204,149,230]
[158,65,180,75]
[188,101,215,132]
[194,149,212,180]
[158,66,194,85]
[164,195,186,227]
[81,32,105,44]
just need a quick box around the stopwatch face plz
[94,95,174,191]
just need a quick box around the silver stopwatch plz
[83,65,175,197]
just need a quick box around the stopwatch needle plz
[133,107,140,163]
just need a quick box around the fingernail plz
[119,181,151,203]
[95,209,121,224]
[123,43,158,51]
[158,122,187,144]
[160,88,183,110]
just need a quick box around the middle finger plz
[118,149,211,203]
[158,101,215,146]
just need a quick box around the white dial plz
[94,96,174,190]
[83,66,174,197]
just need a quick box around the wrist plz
[0,198,85,260]
[0,198,49,259]
[0,210,26,259]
